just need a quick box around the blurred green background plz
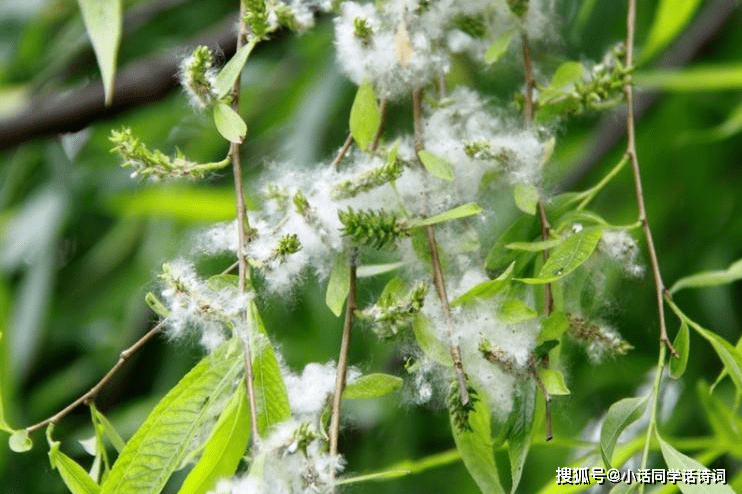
[0,0,741,492]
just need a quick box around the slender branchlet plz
[623,0,677,358]
[230,0,261,445]
[329,251,358,487]
[332,133,354,169]
[26,320,166,434]
[412,85,470,406]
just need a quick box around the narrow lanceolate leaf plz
[349,79,381,151]
[92,407,126,454]
[343,373,403,400]
[506,238,563,252]
[48,442,101,494]
[507,382,536,494]
[213,103,247,144]
[599,396,648,468]
[539,369,570,395]
[656,432,735,494]
[450,388,505,494]
[451,262,514,307]
[641,0,703,63]
[484,29,516,65]
[681,100,742,144]
[498,299,538,324]
[635,66,742,92]
[670,258,742,294]
[417,150,454,182]
[357,262,405,278]
[669,320,690,379]
[326,252,350,317]
[412,203,483,227]
[247,301,292,434]
[513,183,539,215]
[177,385,251,494]
[689,321,742,394]
[215,40,257,98]
[412,314,451,367]
[100,338,244,494]
[77,0,122,105]
[518,227,602,284]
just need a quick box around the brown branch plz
[412,86,469,406]
[331,133,354,168]
[229,4,261,444]
[329,254,358,472]
[624,0,677,358]
[26,320,165,434]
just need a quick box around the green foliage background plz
[0,0,741,492]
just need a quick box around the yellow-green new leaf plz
[549,61,584,90]
[326,252,350,317]
[656,432,735,494]
[418,150,454,182]
[518,227,602,284]
[215,41,257,99]
[178,385,251,494]
[498,299,538,324]
[641,0,703,64]
[513,183,539,215]
[9,429,33,452]
[451,262,513,307]
[413,203,482,227]
[412,315,451,367]
[600,396,648,468]
[100,338,244,494]
[77,0,122,105]
[506,238,563,252]
[343,374,403,399]
[213,103,247,144]
[635,66,742,92]
[669,320,690,379]
[484,29,516,65]
[350,79,381,151]
[49,441,101,494]
[539,369,570,396]
[670,258,742,294]
[450,388,505,494]
[537,312,569,343]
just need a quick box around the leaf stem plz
[412,85,469,406]
[576,154,629,211]
[624,0,677,357]
[332,133,354,168]
[25,320,165,434]
[229,1,261,445]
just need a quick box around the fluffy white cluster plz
[599,229,644,278]
[333,0,558,98]
[283,361,360,418]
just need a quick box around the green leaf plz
[537,312,569,343]
[343,373,403,399]
[518,227,602,284]
[641,0,703,63]
[507,382,536,493]
[485,215,540,277]
[213,103,247,144]
[689,319,742,394]
[451,262,514,307]
[326,252,350,317]
[76,0,122,105]
[9,429,33,452]
[349,79,381,151]
[100,338,244,494]
[549,61,584,89]
[513,183,539,215]
[505,238,563,252]
[498,299,538,324]
[92,408,126,454]
[336,469,411,485]
[177,385,251,494]
[539,369,570,395]
[670,258,742,294]
[484,29,516,65]
[656,432,735,494]
[356,262,405,277]
[215,41,257,99]
[680,100,742,144]
[145,292,170,318]
[635,65,742,91]
[49,441,101,494]
[450,388,505,494]
[418,150,454,182]
[599,396,648,468]
[697,381,742,444]
[412,314,451,367]
[247,301,292,434]
[412,203,483,227]
[669,320,690,379]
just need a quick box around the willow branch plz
[230,3,261,444]
[624,0,677,357]
[26,320,165,434]
[412,86,469,406]
[332,133,354,168]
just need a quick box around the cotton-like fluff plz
[599,229,644,278]
[283,362,361,419]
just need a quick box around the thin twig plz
[332,133,354,168]
[229,3,261,444]
[26,320,165,434]
[370,98,388,153]
[329,254,358,475]
[624,0,677,358]
[412,86,469,406]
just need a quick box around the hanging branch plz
[412,86,470,406]
[624,0,677,358]
[229,0,261,445]
[26,320,165,434]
